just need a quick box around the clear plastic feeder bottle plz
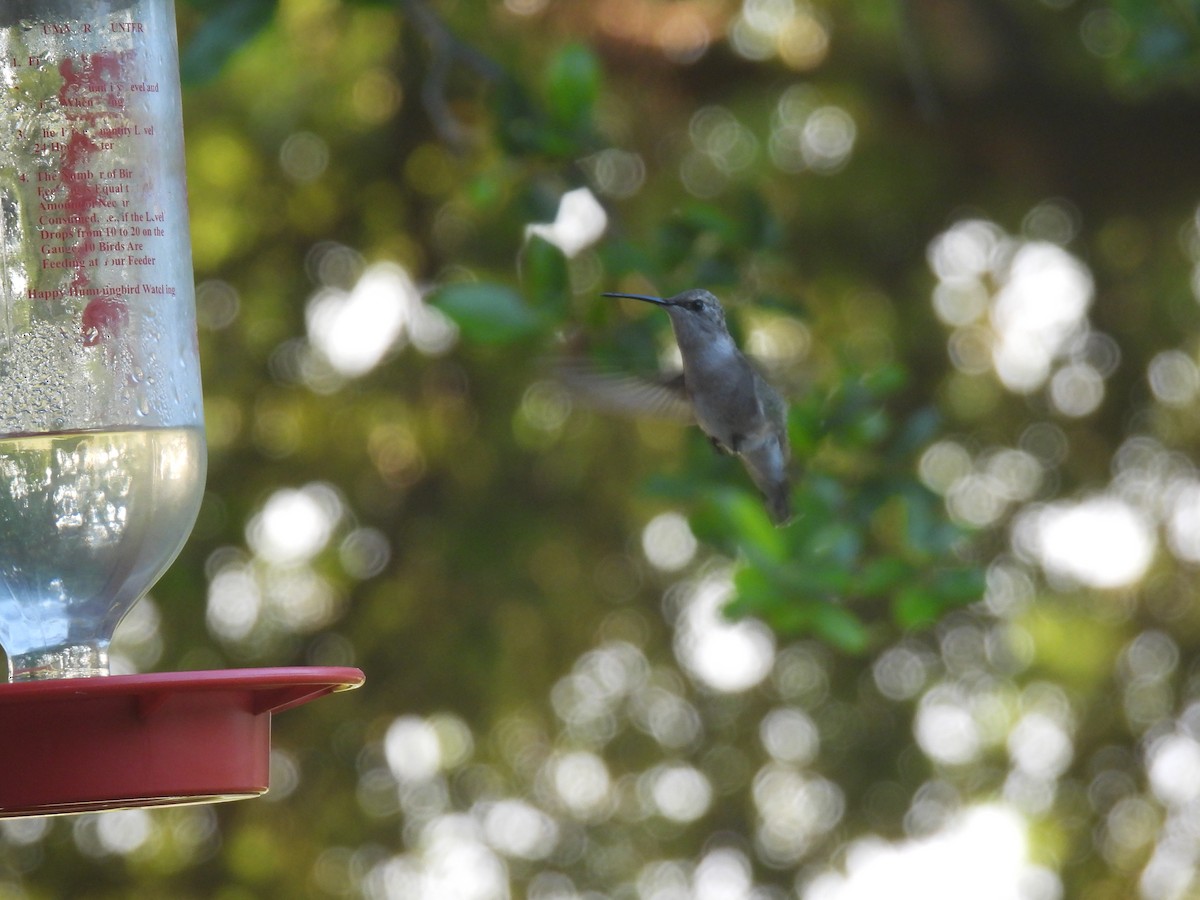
[0,1,205,680]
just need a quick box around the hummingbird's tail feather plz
[764,486,793,527]
[738,436,793,526]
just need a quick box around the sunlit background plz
[6,0,1200,897]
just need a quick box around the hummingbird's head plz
[602,289,729,341]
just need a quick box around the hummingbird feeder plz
[0,0,363,816]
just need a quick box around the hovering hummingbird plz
[565,289,793,525]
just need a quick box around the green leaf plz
[846,407,890,447]
[862,363,908,396]
[466,172,507,212]
[892,586,942,629]
[930,567,986,606]
[888,406,942,461]
[760,600,817,635]
[808,521,862,568]
[856,557,913,596]
[811,603,869,653]
[523,237,570,316]
[777,561,854,598]
[728,565,782,617]
[703,488,788,563]
[796,472,846,516]
[545,44,601,129]
[787,403,824,458]
[729,570,830,636]
[597,239,658,279]
[890,483,937,554]
[430,283,544,345]
[496,81,550,155]
[681,203,743,244]
[180,0,278,84]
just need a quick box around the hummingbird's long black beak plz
[602,291,671,306]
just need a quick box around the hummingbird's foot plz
[708,435,734,456]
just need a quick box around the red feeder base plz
[0,667,364,817]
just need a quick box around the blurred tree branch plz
[396,0,508,148]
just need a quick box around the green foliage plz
[1105,0,1200,86]
[544,43,601,131]
[489,43,603,158]
[179,0,277,84]
[429,282,545,345]
[521,236,571,316]
[414,14,984,651]
[696,369,983,651]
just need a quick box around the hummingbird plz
[567,289,793,525]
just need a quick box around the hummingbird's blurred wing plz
[555,359,695,423]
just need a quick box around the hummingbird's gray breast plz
[683,347,765,453]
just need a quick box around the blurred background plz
[7,0,1200,896]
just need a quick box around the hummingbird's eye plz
[687,301,702,312]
